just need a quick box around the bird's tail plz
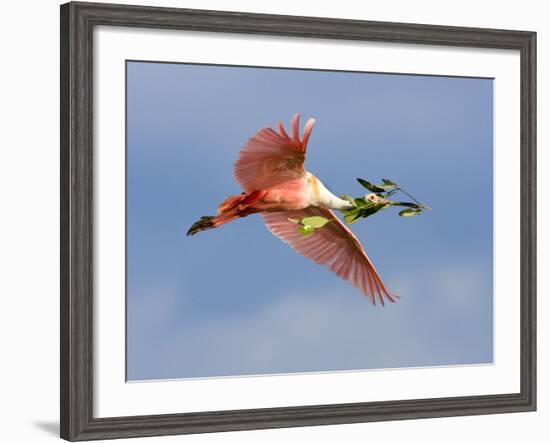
[186,191,265,236]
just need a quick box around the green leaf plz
[354,198,367,208]
[381,178,398,187]
[359,205,383,218]
[298,224,315,235]
[344,213,361,224]
[357,178,385,193]
[342,207,359,221]
[301,216,330,228]
[399,208,423,217]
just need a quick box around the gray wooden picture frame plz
[60,1,537,441]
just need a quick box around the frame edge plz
[519,30,537,413]
[60,2,73,440]
[61,1,96,440]
[60,2,537,440]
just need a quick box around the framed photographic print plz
[60,1,536,441]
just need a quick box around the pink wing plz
[234,114,315,193]
[262,207,397,305]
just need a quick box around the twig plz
[396,186,424,207]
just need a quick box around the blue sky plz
[126,61,493,381]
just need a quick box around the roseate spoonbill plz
[187,114,396,305]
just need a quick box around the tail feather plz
[218,193,247,214]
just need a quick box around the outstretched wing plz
[234,114,315,193]
[262,207,397,305]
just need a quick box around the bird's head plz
[342,200,355,209]
[365,193,389,205]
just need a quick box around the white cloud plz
[127,262,493,380]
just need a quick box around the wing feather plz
[262,207,396,304]
[234,114,314,192]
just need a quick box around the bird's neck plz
[306,172,353,210]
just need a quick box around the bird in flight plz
[187,114,397,305]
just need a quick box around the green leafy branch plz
[294,178,431,236]
[342,178,431,223]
